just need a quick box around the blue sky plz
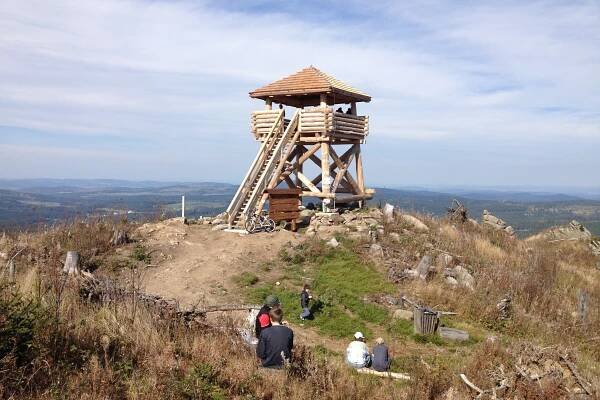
[0,0,599,188]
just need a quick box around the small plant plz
[131,244,151,263]
[232,272,259,287]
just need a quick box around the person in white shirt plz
[346,331,371,368]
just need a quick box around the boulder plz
[482,210,515,236]
[326,237,339,248]
[454,265,475,290]
[382,203,395,222]
[436,253,453,268]
[438,327,469,342]
[416,255,433,280]
[369,243,384,258]
[211,224,228,231]
[400,214,429,232]
[393,309,414,321]
[445,276,458,287]
[341,212,357,223]
[389,232,401,242]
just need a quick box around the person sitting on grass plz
[371,337,391,372]
[299,284,312,320]
[346,331,371,368]
[256,307,294,368]
[255,295,280,339]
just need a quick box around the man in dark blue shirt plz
[256,307,294,368]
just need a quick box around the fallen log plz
[356,368,410,380]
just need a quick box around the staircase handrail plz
[226,110,284,225]
[243,110,300,218]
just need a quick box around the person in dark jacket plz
[371,337,391,372]
[255,295,280,338]
[256,307,294,368]
[299,284,312,320]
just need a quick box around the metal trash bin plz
[413,306,439,335]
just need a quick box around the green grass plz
[247,247,394,339]
[232,272,259,287]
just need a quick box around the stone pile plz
[196,212,229,230]
[304,208,386,241]
[482,210,515,236]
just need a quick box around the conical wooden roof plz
[250,66,371,107]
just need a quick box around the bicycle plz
[245,213,276,233]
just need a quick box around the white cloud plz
[0,0,598,184]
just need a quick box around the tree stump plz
[111,229,129,246]
[63,251,80,275]
[7,260,15,282]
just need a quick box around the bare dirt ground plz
[135,219,301,308]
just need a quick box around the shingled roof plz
[249,66,371,107]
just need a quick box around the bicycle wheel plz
[245,217,256,233]
[265,218,276,233]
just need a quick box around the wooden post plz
[355,145,365,193]
[321,143,331,212]
[351,102,357,115]
[181,195,185,220]
[265,99,272,110]
[320,94,327,108]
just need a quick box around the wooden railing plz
[251,110,281,140]
[227,110,284,225]
[298,108,369,136]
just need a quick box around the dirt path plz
[136,219,301,307]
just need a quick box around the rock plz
[415,255,433,280]
[326,238,339,248]
[445,276,458,286]
[363,217,379,226]
[369,243,383,258]
[341,212,357,223]
[382,203,395,222]
[393,309,413,320]
[436,253,453,268]
[347,231,369,241]
[389,232,401,242]
[590,240,600,257]
[527,220,593,242]
[211,224,228,231]
[367,208,383,219]
[482,210,515,236]
[399,214,429,232]
[468,218,479,226]
[454,265,475,290]
[438,327,469,341]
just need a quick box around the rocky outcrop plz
[399,214,429,232]
[482,210,515,236]
[527,220,592,242]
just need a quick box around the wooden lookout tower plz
[226,66,375,227]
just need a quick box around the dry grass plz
[1,215,599,399]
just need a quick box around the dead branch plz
[560,354,592,396]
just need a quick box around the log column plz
[356,145,365,194]
[321,142,330,211]
[265,99,272,110]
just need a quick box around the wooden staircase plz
[226,110,300,227]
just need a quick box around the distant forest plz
[0,180,599,237]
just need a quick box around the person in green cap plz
[255,295,280,338]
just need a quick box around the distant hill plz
[0,179,599,236]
